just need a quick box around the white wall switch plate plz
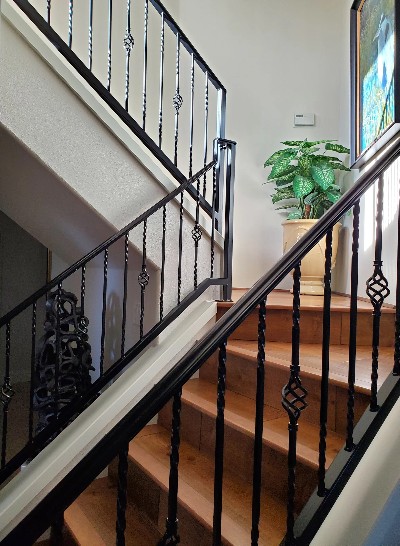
[294,113,315,126]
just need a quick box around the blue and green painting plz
[359,0,395,153]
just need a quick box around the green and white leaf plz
[267,165,298,184]
[303,191,318,205]
[287,211,302,220]
[311,163,335,190]
[328,162,351,171]
[326,190,341,203]
[264,149,297,167]
[268,153,295,180]
[303,139,336,147]
[292,175,314,198]
[325,142,350,154]
[271,187,295,203]
[280,140,303,147]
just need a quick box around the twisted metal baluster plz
[55,283,62,415]
[393,186,400,375]
[159,389,182,546]
[189,53,195,177]
[213,340,227,546]
[158,13,165,148]
[81,265,86,316]
[29,303,37,443]
[192,177,202,290]
[173,34,182,166]
[139,220,149,338]
[282,264,307,544]
[177,192,184,304]
[210,164,217,278]
[1,323,15,468]
[88,0,93,70]
[142,0,149,129]
[116,442,129,545]
[100,250,109,376]
[121,233,129,358]
[68,0,73,48]
[124,0,134,111]
[203,72,209,198]
[160,205,167,321]
[251,298,266,546]
[346,200,360,450]
[107,0,113,92]
[366,175,390,411]
[318,229,333,496]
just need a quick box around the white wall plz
[163,0,353,288]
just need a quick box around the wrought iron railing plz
[12,0,226,221]
[3,138,400,546]
[0,137,236,486]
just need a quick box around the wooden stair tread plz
[64,478,161,546]
[227,340,393,394]
[182,379,343,469]
[130,424,287,545]
[220,289,395,313]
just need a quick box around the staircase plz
[57,289,395,545]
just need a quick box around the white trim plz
[1,0,224,250]
[0,299,217,540]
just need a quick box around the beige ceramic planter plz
[282,219,341,296]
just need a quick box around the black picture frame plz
[351,0,400,168]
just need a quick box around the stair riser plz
[199,352,369,436]
[159,403,315,510]
[217,308,395,346]
[109,458,231,546]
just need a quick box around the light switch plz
[294,113,315,126]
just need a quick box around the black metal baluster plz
[160,205,167,321]
[213,339,227,546]
[116,441,129,546]
[100,250,109,376]
[210,164,217,278]
[158,13,165,148]
[107,0,113,92]
[173,34,182,166]
[203,72,209,198]
[318,229,333,496]
[55,283,62,417]
[124,0,134,111]
[81,265,86,316]
[159,389,182,545]
[142,0,149,129]
[29,303,37,443]
[68,0,73,48]
[138,220,149,338]
[251,298,266,546]
[1,323,14,468]
[346,200,360,450]
[121,233,129,358]
[393,186,400,375]
[282,264,307,545]
[189,53,195,177]
[177,192,184,304]
[366,175,390,411]
[192,176,202,290]
[88,0,93,70]
[47,0,51,24]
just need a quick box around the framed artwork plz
[351,0,400,167]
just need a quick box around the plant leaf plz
[304,191,318,205]
[311,164,335,190]
[325,143,350,154]
[264,149,296,167]
[280,140,303,147]
[293,175,314,198]
[268,153,294,180]
[326,191,341,203]
[276,205,297,210]
[287,211,302,220]
[329,162,351,172]
[271,188,295,203]
[303,139,336,147]
[267,165,298,185]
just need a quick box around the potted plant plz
[264,139,350,295]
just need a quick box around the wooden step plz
[218,290,395,346]
[64,477,161,546]
[199,340,387,435]
[158,378,344,507]
[123,424,287,545]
